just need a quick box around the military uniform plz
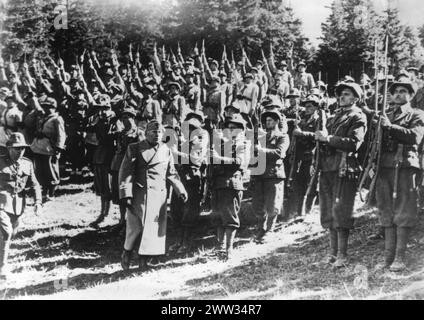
[375,81,424,270]
[211,114,250,257]
[317,82,367,267]
[162,88,186,129]
[252,109,289,237]
[286,110,319,217]
[0,133,42,279]
[30,98,66,199]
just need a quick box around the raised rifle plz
[301,107,327,215]
[357,34,390,205]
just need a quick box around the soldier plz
[252,107,289,240]
[293,61,315,96]
[119,120,187,271]
[183,71,201,111]
[202,75,225,130]
[375,79,424,272]
[315,82,367,268]
[170,111,208,253]
[110,105,142,231]
[0,94,23,155]
[89,94,116,227]
[135,84,162,133]
[236,73,259,125]
[286,95,321,218]
[283,88,304,137]
[30,97,66,202]
[210,114,250,259]
[163,82,186,130]
[0,133,42,281]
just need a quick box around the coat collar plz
[387,103,413,123]
[140,140,166,165]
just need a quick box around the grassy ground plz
[1,174,424,300]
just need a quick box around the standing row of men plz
[0,42,424,279]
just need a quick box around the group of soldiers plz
[0,39,424,280]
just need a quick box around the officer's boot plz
[121,249,132,271]
[334,229,349,268]
[326,228,338,264]
[390,227,410,272]
[383,227,397,268]
[225,227,237,260]
[216,227,225,252]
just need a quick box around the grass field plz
[1,174,424,300]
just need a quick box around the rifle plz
[301,108,327,215]
[357,34,390,205]
[286,107,300,190]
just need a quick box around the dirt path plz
[1,178,424,300]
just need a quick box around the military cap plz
[261,108,282,123]
[243,73,254,80]
[302,95,321,107]
[225,100,241,112]
[397,69,410,79]
[250,67,259,73]
[142,84,156,93]
[309,88,322,97]
[280,60,288,67]
[185,110,205,123]
[168,81,181,91]
[389,79,418,95]
[185,110,205,128]
[237,61,244,66]
[297,61,307,69]
[286,88,301,99]
[172,64,181,70]
[262,95,283,109]
[210,60,219,67]
[342,75,355,83]
[6,132,29,148]
[335,82,363,98]
[121,105,137,117]
[276,70,284,76]
[93,94,111,108]
[40,97,58,109]
[255,60,264,66]
[185,70,195,77]
[224,114,246,130]
[146,120,163,132]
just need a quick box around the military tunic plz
[319,105,367,229]
[252,128,289,231]
[376,103,424,227]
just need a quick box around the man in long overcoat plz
[118,120,188,271]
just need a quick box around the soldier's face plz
[8,147,25,162]
[298,66,306,73]
[146,129,163,145]
[391,86,411,105]
[265,117,278,130]
[338,89,357,107]
[289,98,298,106]
[304,103,318,115]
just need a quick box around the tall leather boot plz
[390,227,411,272]
[121,249,132,271]
[225,227,237,260]
[326,228,338,263]
[138,255,149,272]
[384,227,397,268]
[334,228,349,268]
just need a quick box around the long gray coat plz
[119,140,186,255]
